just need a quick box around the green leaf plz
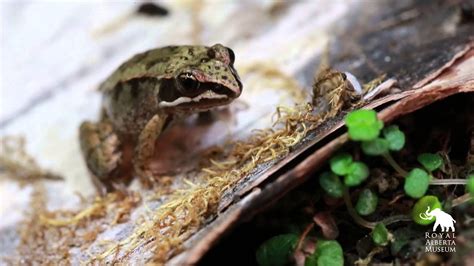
[404,168,430,198]
[411,195,442,225]
[468,174,474,197]
[256,234,299,266]
[344,162,369,187]
[417,153,443,172]
[330,153,353,175]
[361,138,389,156]
[305,240,344,266]
[372,223,389,246]
[345,109,384,141]
[355,189,378,216]
[319,172,344,198]
[383,125,405,151]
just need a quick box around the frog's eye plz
[226,48,235,65]
[177,73,201,96]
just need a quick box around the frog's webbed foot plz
[79,120,123,193]
[134,114,166,188]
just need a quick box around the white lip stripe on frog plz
[159,90,228,107]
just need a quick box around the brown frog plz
[79,44,242,192]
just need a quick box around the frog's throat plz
[158,90,228,107]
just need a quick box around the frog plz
[79,44,242,192]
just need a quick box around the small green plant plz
[256,234,344,266]
[412,195,442,225]
[361,138,389,156]
[417,153,443,172]
[327,154,369,188]
[345,162,370,186]
[345,109,383,141]
[319,172,344,198]
[404,168,430,199]
[305,240,343,266]
[355,189,378,216]
[371,223,389,246]
[340,109,468,200]
[314,108,471,263]
[382,125,405,151]
[329,153,353,175]
[256,234,299,266]
[258,108,471,265]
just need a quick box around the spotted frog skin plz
[79,44,242,192]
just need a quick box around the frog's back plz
[99,45,210,92]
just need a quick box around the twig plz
[430,178,468,185]
[452,193,472,207]
[343,187,411,229]
[296,223,315,251]
[380,214,412,225]
[342,187,376,229]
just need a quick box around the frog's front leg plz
[134,114,167,187]
[79,120,123,193]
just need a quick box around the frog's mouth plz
[159,80,237,110]
[159,90,232,109]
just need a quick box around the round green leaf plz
[372,223,389,246]
[417,153,443,172]
[383,125,405,151]
[412,195,442,225]
[319,172,344,198]
[344,162,369,187]
[256,234,299,266]
[345,109,384,141]
[355,189,378,216]
[305,240,343,266]
[404,168,430,198]
[330,153,353,175]
[468,174,474,197]
[361,138,389,156]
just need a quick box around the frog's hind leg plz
[79,120,123,193]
